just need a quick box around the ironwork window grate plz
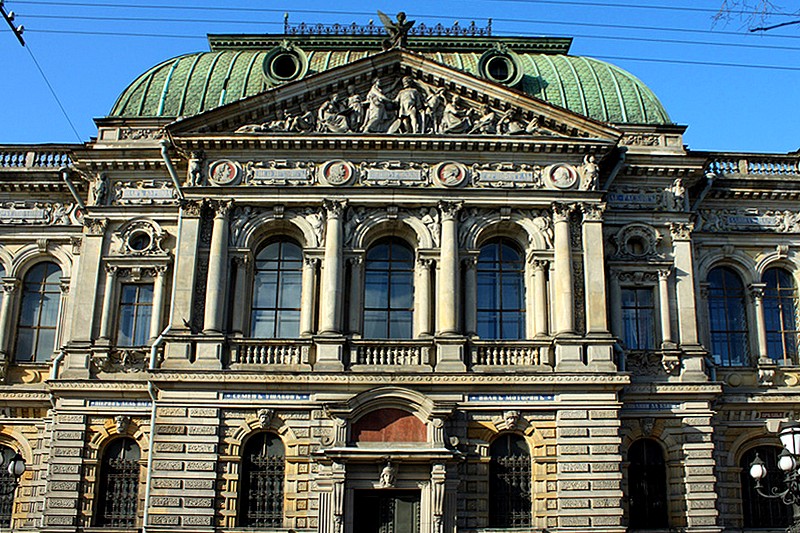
[95,437,141,528]
[628,438,668,529]
[0,446,16,528]
[489,434,531,528]
[239,432,285,528]
[740,445,792,528]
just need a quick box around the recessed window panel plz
[763,268,798,365]
[477,239,525,340]
[15,262,62,362]
[250,241,303,339]
[707,267,749,366]
[363,240,414,339]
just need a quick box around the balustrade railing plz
[230,339,312,367]
[0,147,72,169]
[706,155,799,177]
[349,340,433,368]
[470,340,552,369]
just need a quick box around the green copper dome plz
[110,41,670,125]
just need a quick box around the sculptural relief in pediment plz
[232,74,559,137]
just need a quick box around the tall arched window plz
[95,438,141,528]
[0,445,17,528]
[763,268,799,365]
[489,434,531,528]
[477,239,525,339]
[239,432,285,528]
[363,239,413,339]
[16,262,62,362]
[251,240,303,338]
[628,439,668,529]
[740,445,792,529]
[707,266,749,366]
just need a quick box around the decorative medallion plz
[320,160,355,186]
[546,163,579,189]
[433,161,468,188]
[208,160,241,186]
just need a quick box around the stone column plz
[414,257,433,337]
[0,279,18,355]
[670,222,707,380]
[609,272,623,340]
[463,257,478,337]
[532,260,549,337]
[580,203,608,334]
[149,265,168,341]
[431,463,446,533]
[301,256,320,337]
[98,265,117,341]
[203,200,231,334]
[750,282,769,362]
[318,201,345,335]
[229,255,250,336]
[437,201,461,336]
[552,203,575,335]
[659,268,675,349]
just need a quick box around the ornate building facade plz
[0,20,798,533]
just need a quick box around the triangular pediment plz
[166,48,621,141]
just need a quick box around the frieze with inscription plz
[0,202,77,225]
[112,180,178,205]
[697,208,800,233]
[246,160,315,186]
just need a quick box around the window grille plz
[95,438,141,528]
[363,239,414,339]
[251,240,303,338]
[0,446,16,528]
[707,267,750,366]
[740,445,792,528]
[15,262,62,362]
[489,434,531,528]
[239,432,285,528]
[117,283,153,346]
[763,268,799,365]
[621,287,656,350]
[628,439,668,529]
[477,239,526,340]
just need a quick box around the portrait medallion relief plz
[207,160,242,186]
[320,160,356,186]
[433,161,468,188]
[546,163,579,189]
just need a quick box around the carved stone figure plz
[498,108,527,135]
[378,10,414,49]
[525,116,547,135]
[420,207,441,246]
[388,76,425,134]
[258,408,275,428]
[93,173,108,206]
[470,104,498,134]
[288,102,316,132]
[503,410,520,429]
[346,85,365,132]
[581,154,600,190]
[362,78,393,133]
[114,415,131,434]
[187,151,203,186]
[423,86,446,133]
[669,178,687,211]
[378,460,396,488]
[641,417,655,436]
[318,94,351,133]
[441,95,471,134]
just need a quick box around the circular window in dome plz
[127,229,153,253]
[478,46,524,86]
[263,45,308,85]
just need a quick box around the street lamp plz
[749,424,800,533]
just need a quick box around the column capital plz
[104,264,119,276]
[417,257,435,269]
[669,221,694,241]
[551,202,575,223]
[438,201,462,221]
[749,282,767,301]
[529,257,549,271]
[180,199,203,217]
[580,202,606,222]
[306,256,322,268]
[60,277,71,294]
[658,267,673,281]
[212,199,233,218]
[323,199,347,219]
[1,279,19,294]
[84,217,107,236]
[460,256,477,270]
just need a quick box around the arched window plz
[489,434,531,528]
[95,438,141,528]
[0,445,17,528]
[477,239,525,340]
[363,239,413,339]
[740,445,792,529]
[628,439,668,529]
[16,262,62,362]
[763,268,799,365]
[239,432,285,528]
[707,267,749,366]
[251,240,303,338]
[117,284,154,346]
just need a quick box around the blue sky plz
[0,0,798,153]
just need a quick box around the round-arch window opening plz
[128,230,152,253]
[270,52,300,81]
[487,55,512,82]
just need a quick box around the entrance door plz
[353,490,421,533]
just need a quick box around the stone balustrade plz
[349,340,433,369]
[470,340,553,369]
[707,155,799,177]
[230,339,312,367]
[0,147,72,169]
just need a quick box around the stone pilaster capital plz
[232,254,251,269]
[59,278,71,294]
[438,201,462,221]
[698,281,711,299]
[303,256,320,268]
[180,199,203,217]
[551,202,575,223]
[749,282,767,302]
[669,221,694,241]
[580,202,606,222]
[417,257,435,269]
[323,199,347,219]
[1,278,19,294]
[214,200,233,218]
[657,267,672,281]
[344,256,361,267]
[104,264,119,276]
[84,217,107,236]
[529,257,549,271]
[461,256,477,270]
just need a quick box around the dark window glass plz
[628,439,668,529]
[740,446,792,528]
[0,446,17,528]
[364,240,413,339]
[251,241,303,338]
[95,438,140,528]
[621,287,656,350]
[477,239,526,340]
[489,434,531,528]
[763,268,798,365]
[117,284,153,347]
[16,262,62,362]
[707,267,750,366]
[239,433,285,528]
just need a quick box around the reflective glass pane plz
[390,273,413,308]
[276,311,300,338]
[389,311,413,339]
[364,310,388,339]
[35,328,56,361]
[277,272,302,307]
[19,293,39,326]
[39,293,60,327]
[118,305,135,346]
[364,272,389,308]
[15,329,34,361]
[251,310,276,338]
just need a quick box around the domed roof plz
[110,41,670,125]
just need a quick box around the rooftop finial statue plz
[378,10,414,49]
